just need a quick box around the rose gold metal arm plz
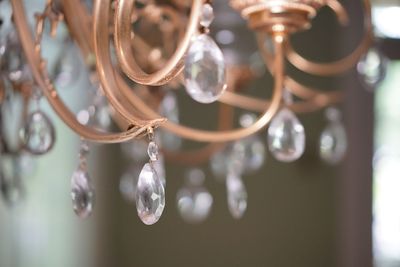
[285,0,373,76]
[10,0,163,143]
[113,0,202,85]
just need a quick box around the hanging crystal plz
[319,107,347,165]
[136,131,165,225]
[226,172,247,219]
[177,168,213,224]
[200,3,214,28]
[21,110,56,155]
[184,32,226,103]
[357,47,388,90]
[136,163,165,225]
[185,2,225,103]
[268,90,305,162]
[71,141,95,219]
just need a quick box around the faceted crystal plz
[147,141,159,161]
[319,121,347,165]
[184,34,226,103]
[21,111,56,155]
[226,173,247,219]
[136,163,165,225]
[71,168,95,219]
[200,3,214,28]
[267,108,305,162]
[357,47,387,89]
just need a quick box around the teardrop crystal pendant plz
[21,111,56,155]
[267,108,305,162]
[177,169,213,224]
[184,34,226,104]
[319,108,347,165]
[226,173,247,219]
[71,167,95,219]
[136,163,165,225]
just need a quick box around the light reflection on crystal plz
[184,34,226,104]
[267,108,305,162]
[136,163,165,225]
[177,169,213,223]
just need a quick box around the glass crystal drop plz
[21,111,56,155]
[357,47,387,89]
[267,108,305,162]
[71,168,95,219]
[136,163,165,225]
[147,141,159,161]
[184,34,226,104]
[226,173,247,219]
[177,168,213,224]
[319,121,347,165]
[200,3,214,28]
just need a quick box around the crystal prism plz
[184,34,226,104]
[147,141,159,161]
[21,111,56,155]
[226,173,247,219]
[71,168,95,219]
[267,108,305,162]
[136,163,165,225]
[200,3,214,28]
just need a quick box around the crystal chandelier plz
[0,0,387,224]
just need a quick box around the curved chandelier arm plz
[10,0,163,144]
[116,34,285,143]
[93,0,167,127]
[285,0,373,76]
[113,0,202,86]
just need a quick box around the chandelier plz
[0,0,387,225]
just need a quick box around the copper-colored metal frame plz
[9,0,372,146]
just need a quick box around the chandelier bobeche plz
[0,0,386,224]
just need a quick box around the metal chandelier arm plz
[113,0,203,86]
[285,0,373,76]
[10,0,162,144]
